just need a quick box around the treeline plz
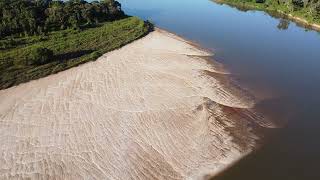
[218,0,320,24]
[0,0,125,38]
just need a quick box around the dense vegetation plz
[0,0,124,37]
[216,0,320,25]
[0,0,153,90]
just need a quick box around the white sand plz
[0,29,274,180]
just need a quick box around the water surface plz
[118,0,320,179]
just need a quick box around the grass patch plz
[0,16,152,90]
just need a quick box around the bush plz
[292,0,304,9]
[27,47,54,65]
[315,4,320,16]
[90,51,103,60]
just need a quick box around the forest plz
[0,0,152,90]
[0,0,125,37]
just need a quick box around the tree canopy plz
[0,0,125,38]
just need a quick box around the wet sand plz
[0,29,274,179]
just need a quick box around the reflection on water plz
[225,2,292,31]
[215,0,317,32]
[118,0,320,179]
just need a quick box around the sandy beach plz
[0,29,274,179]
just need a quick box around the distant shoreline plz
[214,0,320,32]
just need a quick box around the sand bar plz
[0,29,274,179]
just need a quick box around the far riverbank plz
[214,0,320,32]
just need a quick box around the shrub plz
[292,0,304,9]
[90,51,103,60]
[315,3,320,17]
[27,47,54,65]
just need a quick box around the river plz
[118,0,320,179]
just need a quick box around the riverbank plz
[0,28,275,179]
[214,0,320,32]
[0,16,151,90]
